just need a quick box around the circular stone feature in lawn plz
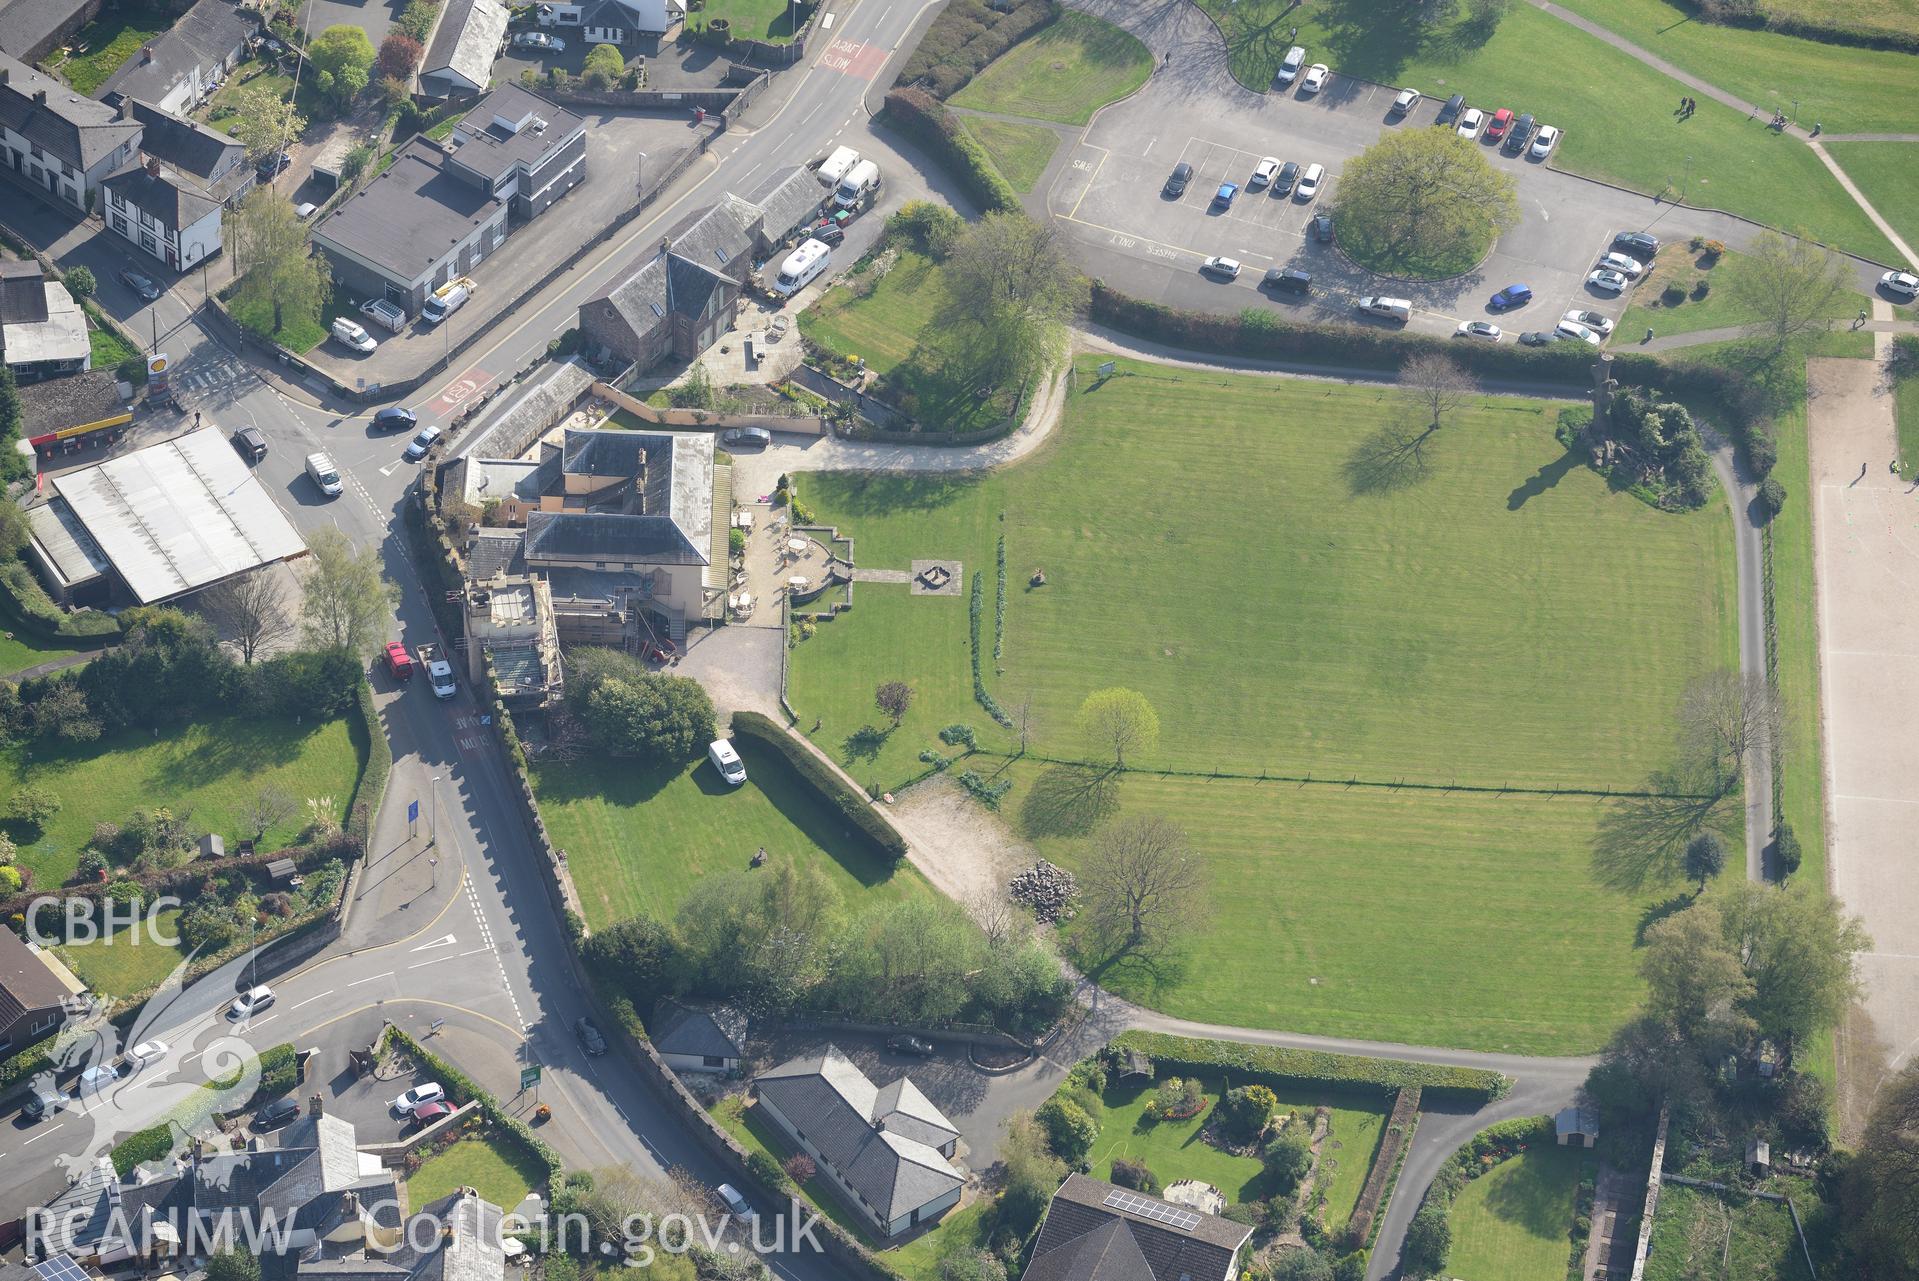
[1163,1180,1226,1216]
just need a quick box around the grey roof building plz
[95,0,257,114]
[0,53,142,213]
[0,261,89,381]
[1021,1174,1253,1281]
[420,0,508,97]
[118,96,252,204]
[743,165,827,244]
[0,925,83,1056]
[651,1000,746,1072]
[752,1044,962,1237]
[103,157,219,234]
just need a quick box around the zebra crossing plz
[172,353,256,398]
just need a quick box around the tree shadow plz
[1344,420,1439,495]
[841,724,890,763]
[1591,764,1730,894]
[1018,764,1118,839]
[1508,446,1581,510]
[1635,892,1695,946]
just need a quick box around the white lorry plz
[417,643,457,699]
[420,277,473,326]
[833,158,879,209]
[816,145,860,188]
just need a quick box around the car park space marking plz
[1065,145,1109,221]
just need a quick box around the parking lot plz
[1045,62,1791,343]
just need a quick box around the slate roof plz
[1021,1175,1250,1281]
[0,258,46,325]
[95,0,256,104]
[520,428,714,567]
[467,528,528,580]
[754,1044,961,1225]
[421,0,508,92]
[311,138,501,280]
[0,0,92,61]
[651,1000,746,1060]
[121,98,243,182]
[390,1189,505,1281]
[0,51,142,170]
[665,196,757,273]
[104,160,220,231]
[35,1160,119,1255]
[0,917,80,1026]
[744,165,825,241]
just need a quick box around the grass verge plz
[1620,246,1872,341]
[950,11,1153,126]
[960,117,1059,193]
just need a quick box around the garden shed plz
[1117,1047,1152,1082]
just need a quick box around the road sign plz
[1097,361,1117,377]
[408,800,420,823]
[520,1065,542,1089]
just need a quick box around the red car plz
[407,1100,454,1128]
[1484,108,1515,142]
[383,642,414,680]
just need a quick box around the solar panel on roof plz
[36,1254,90,1281]
[1102,1188,1202,1231]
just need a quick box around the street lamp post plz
[429,856,438,889]
[428,774,441,848]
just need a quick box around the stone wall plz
[593,379,825,434]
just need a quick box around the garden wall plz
[1347,1085,1421,1250]
[1629,1104,1671,1281]
[592,380,825,434]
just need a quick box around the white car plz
[1883,270,1919,299]
[392,1083,446,1115]
[1529,124,1560,158]
[128,1040,169,1066]
[1295,163,1325,200]
[1455,107,1483,139]
[1200,256,1242,280]
[1597,252,1645,279]
[716,1183,757,1225]
[1250,156,1281,188]
[1301,64,1329,94]
[1555,320,1603,346]
[1586,268,1630,293]
[1390,88,1419,116]
[1454,320,1502,342]
[511,32,565,51]
[1562,308,1614,336]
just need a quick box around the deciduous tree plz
[1077,687,1158,771]
[200,568,294,664]
[1728,229,1853,356]
[1399,351,1475,432]
[226,85,306,166]
[309,26,375,107]
[1718,879,1867,1046]
[1683,829,1728,893]
[1679,669,1781,796]
[581,42,624,89]
[875,680,913,725]
[1639,900,1754,1048]
[1079,813,1205,957]
[1329,128,1518,273]
[939,212,1083,390]
[298,528,398,656]
[228,187,330,339]
[1844,1061,1919,1280]
[376,32,422,82]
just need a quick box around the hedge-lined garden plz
[894,0,1060,98]
[730,712,908,861]
[1109,1031,1512,1107]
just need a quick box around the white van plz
[420,278,471,326]
[1276,45,1307,86]
[305,451,343,498]
[772,239,831,297]
[708,739,747,786]
[1356,296,1413,322]
[834,159,879,209]
[331,317,377,354]
[816,145,860,188]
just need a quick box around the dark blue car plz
[1489,284,1533,311]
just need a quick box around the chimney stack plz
[118,96,133,121]
[33,88,48,105]
[141,45,153,63]
[145,156,160,176]
[309,1092,324,1117]
[1,67,10,86]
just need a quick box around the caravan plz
[816,145,860,188]
[772,239,832,297]
[833,159,879,209]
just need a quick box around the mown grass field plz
[407,1136,546,1211]
[950,11,1152,126]
[1619,246,1873,341]
[531,738,929,930]
[1445,1145,1586,1281]
[1193,0,1897,260]
[961,117,1059,193]
[1826,142,1919,265]
[56,908,182,998]
[2,716,364,887]
[0,633,78,679]
[1759,0,1919,40]
[698,0,813,41]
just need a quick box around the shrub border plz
[1109,1030,1511,1107]
[383,1024,562,1190]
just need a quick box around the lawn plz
[530,737,929,930]
[1445,1145,1586,1281]
[56,908,182,998]
[1897,363,1919,474]
[45,4,170,95]
[1827,142,1919,263]
[1193,0,1898,260]
[950,11,1153,126]
[408,1135,546,1210]
[698,0,815,42]
[796,250,1007,433]
[1619,245,1872,341]
[960,117,1059,193]
[1,715,365,887]
[1759,0,1919,41]
[226,292,326,355]
[0,631,79,679]
[88,318,143,381]
[1642,1182,1806,1281]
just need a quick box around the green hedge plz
[0,559,121,640]
[730,712,910,862]
[880,88,1020,214]
[347,676,391,847]
[895,0,1060,98]
[384,1026,562,1189]
[258,1042,298,1100]
[1110,1030,1511,1107]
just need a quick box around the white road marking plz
[349,971,393,987]
[23,1125,63,1144]
[289,992,329,1011]
[411,933,459,952]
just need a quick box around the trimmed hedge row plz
[1109,1030,1512,1107]
[1680,0,1919,54]
[730,712,910,862]
[384,1025,562,1188]
[347,676,392,847]
[1347,1085,1420,1250]
[0,559,121,641]
[894,0,1060,98]
[879,88,1020,214]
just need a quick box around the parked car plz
[391,1083,446,1115]
[373,406,417,432]
[1488,283,1533,310]
[1273,160,1300,195]
[1529,124,1560,158]
[886,1034,936,1057]
[403,424,443,461]
[1563,309,1615,336]
[384,642,414,680]
[1390,88,1419,116]
[1454,320,1502,341]
[1881,270,1919,299]
[24,1090,72,1122]
[1555,320,1603,346]
[809,221,844,246]
[1163,161,1193,197]
[1503,112,1535,153]
[128,1040,169,1067]
[1484,108,1515,142]
[1200,256,1242,280]
[575,1017,607,1056]
[1212,181,1238,208]
[1518,331,1553,346]
[1262,267,1311,296]
[228,985,274,1019]
[1586,268,1630,293]
[1455,107,1484,139]
[720,427,772,448]
[1275,44,1307,86]
[1250,156,1281,188]
[1312,211,1334,242]
[1612,231,1661,259]
[1295,163,1325,201]
[1300,63,1330,94]
[511,31,565,50]
[1436,93,1465,125]
[231,425,268,462]
[256,151,290,180]
[294,201,318,220]
[119,269,161,301]
[407,1101,455,1128]
[716,1184,757,1226]
[1598,252,1645,278]
[255,1097,300,1129]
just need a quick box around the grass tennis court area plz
[951,11,1153,126]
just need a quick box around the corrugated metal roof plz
[51,427,308,604]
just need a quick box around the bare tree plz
[200,568,294,664]
[875,680,913,725]
[1080,814,1206,957]
[1012,691,1037,757]
[244,786,297,843]
[1727,229,1852,356]
[1399,352,1475,432]
[1680,669,1782,796]
[1077,688,1159,772]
